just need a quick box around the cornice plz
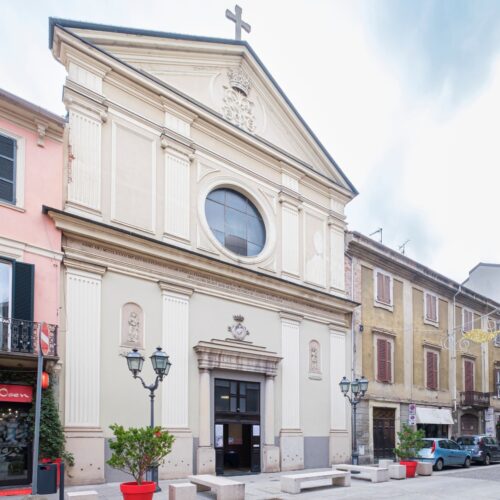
[45,207,358,322]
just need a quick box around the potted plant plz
[394,424,426,478]
[28,384,74,485]
[107,424,174,500]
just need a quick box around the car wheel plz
[434,458,444,471]
[463,457,471,468]
[484,454,491,466]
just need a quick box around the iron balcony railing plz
[460,391,490,408]
[0,318,58,356]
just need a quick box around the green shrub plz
[394,424,426,461]
[107,425,175,484]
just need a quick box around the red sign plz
[39,322,50,356]
[0,384,33,403]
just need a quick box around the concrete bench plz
[169,483,196,500]
[377,460,405,479]
[66,492,99,500]
[188,474,244,500]
[281,470,351,494]
[416,461,433,476]
[334,464,389,483]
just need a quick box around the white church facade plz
[47,18,358,484]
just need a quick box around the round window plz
[205,188,266,257]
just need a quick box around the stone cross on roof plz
[225,4,251,40]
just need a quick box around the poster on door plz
[485,408,495,437]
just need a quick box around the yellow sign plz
[462,329,499,344]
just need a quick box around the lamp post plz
[125,347,171,491]
[339,375,369,465]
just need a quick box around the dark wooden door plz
[373,407,396,460]
[461,413,479,434]
[250,424,261,472]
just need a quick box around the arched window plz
[205,188,266,257]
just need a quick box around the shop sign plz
[0,384,33,403]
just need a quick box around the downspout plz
[452,285,462,412]
[346,252,356,380]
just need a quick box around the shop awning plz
[416,407,454,425]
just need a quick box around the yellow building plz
[346,232,500,463]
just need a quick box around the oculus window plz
[205,188,266,257]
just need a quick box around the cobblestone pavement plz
[18,464,500,500]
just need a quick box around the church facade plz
[47,19,358,484]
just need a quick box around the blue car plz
[418,438,472,471]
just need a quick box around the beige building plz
[46,19,359,484]
[346,232,500,463]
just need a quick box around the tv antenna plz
[369,228,383,243]
[399,240,410,255]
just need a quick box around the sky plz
[1,0,500,283]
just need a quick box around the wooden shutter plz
[12,262,34,321]
[385,340,392,382]
[376,272,383,302]
[0,134,16,204]
[427,351,438,390]
[377,338,386,382]
[377,338,391,383]
[384,275,391,304]
[464,360,474,392]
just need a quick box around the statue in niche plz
[121,303,144,348]
[228,314,250,341]
[309,340,321,374]
[127,311,140,343]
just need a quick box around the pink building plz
[0,88,64,488]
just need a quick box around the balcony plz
[0,318,58,357]
[460,391,490,408]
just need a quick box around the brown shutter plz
[376,272,383,302]
[464,360,474,391]
[386,340,392,383]
[384,275,391,304]
[427,352,438,390]
[377,338,386,381]
[426,351,433,389]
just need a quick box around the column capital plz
[158,280,194,297]
[279,311,303,324]
[64,258,107,278]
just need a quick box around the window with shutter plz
[0,260,12,320]
[375,271,392,306]
[377,338,392,383]
[464,360,474,392]
[463,310,473,332]
[12,262,34,321]
[426,351,438,390]
[493,368,500,397]
[0,134,16,204]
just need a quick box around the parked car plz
[456,435,500,465]
[418,438,472,471]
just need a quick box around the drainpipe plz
[452,285,461,413]
[346,252,356,380]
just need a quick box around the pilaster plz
[159,281,193,478]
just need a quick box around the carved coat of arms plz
[228,314,250,341]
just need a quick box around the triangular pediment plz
[51,20,356,193]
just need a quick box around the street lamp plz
[125,347,171,491]
[339,375,369,465]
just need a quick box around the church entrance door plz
[214,379,260,475]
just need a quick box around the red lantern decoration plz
[41,371,49,390]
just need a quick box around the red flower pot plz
[120,481,155,500]
[400,460,417,478]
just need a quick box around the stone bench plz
[66,492,99,500]
[334,464,389,483]
[377,460,405,479]
[188,474,244,500]
[280,470,351,494]
[169,483,196,500]
[416,461,433,476]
